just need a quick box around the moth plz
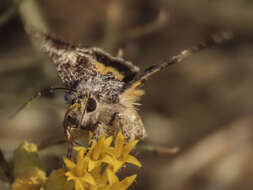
[14,27,232,157]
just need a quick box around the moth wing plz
[89,47,140,82]
[28,26,140,85]
[27,27,97,86]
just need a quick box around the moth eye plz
[86,98,97,112]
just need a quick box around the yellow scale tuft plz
[95,62,124,81]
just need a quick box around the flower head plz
[105,174,137,190]
[63,131,141,190]
[10,132,141,190]
[107,132,142,172]
[11,142,46,190]
[86,135,113,171]
[44,168,74,190]
[64,147,95,190]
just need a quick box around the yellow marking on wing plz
[120,81,145,108]
[95,62,124,80]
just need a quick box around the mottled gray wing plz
[28,29,96,86]
[28,27,140,86]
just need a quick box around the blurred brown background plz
[1,0,253,189]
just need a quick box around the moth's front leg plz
[110,112,133,142]
[64,125,73,159]
[91,112,145,142]
[63,104,81,159]
[91,122,110,143]
[91,112,123,141]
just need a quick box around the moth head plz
[65,79,146,141]
[65,92,99,127]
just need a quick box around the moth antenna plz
[123,31,233,91]
[10,87,76,119]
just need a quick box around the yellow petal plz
[105,136,113,147]
[89,141,97,152]
[63,157,76,171]
[88,131,93,145]
[75,159,85,177]
[110,175,137,190]
[112,160,124,173]
[75,180,85,190]
[90,166,102,181]
[74,147,86,164]
[82,157,90,169]
[92,135,106,160]
[89,185,97,190]
[115,132,124,158]
[126,155,142,168]
[119,175,137,189]
[101,155,114,165]
[65,171,76,181]
[88,159,100,172]
[102,155,122,172]
[106,169,119,185]
[81,173,95,185]
[105,147,114,156]
[124,140,138,155]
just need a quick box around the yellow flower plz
[89,167,136,190]
[89,135,113,160]
[12,176,43,190]
[45,168,74,190]
[104,174,137,190]
[87,135,113,171]
[63,131,141,190]
[107,132,142,172]
[13,141,42,178]
[12,142,46,190]
[64,147,95,190]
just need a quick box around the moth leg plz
[110,112,145,142]
[90,122,109,143]
[10,87,75,119]
[65,126,73,159]
[88,112,123,142]
[110,113,132,142]
[63,103,81,159]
